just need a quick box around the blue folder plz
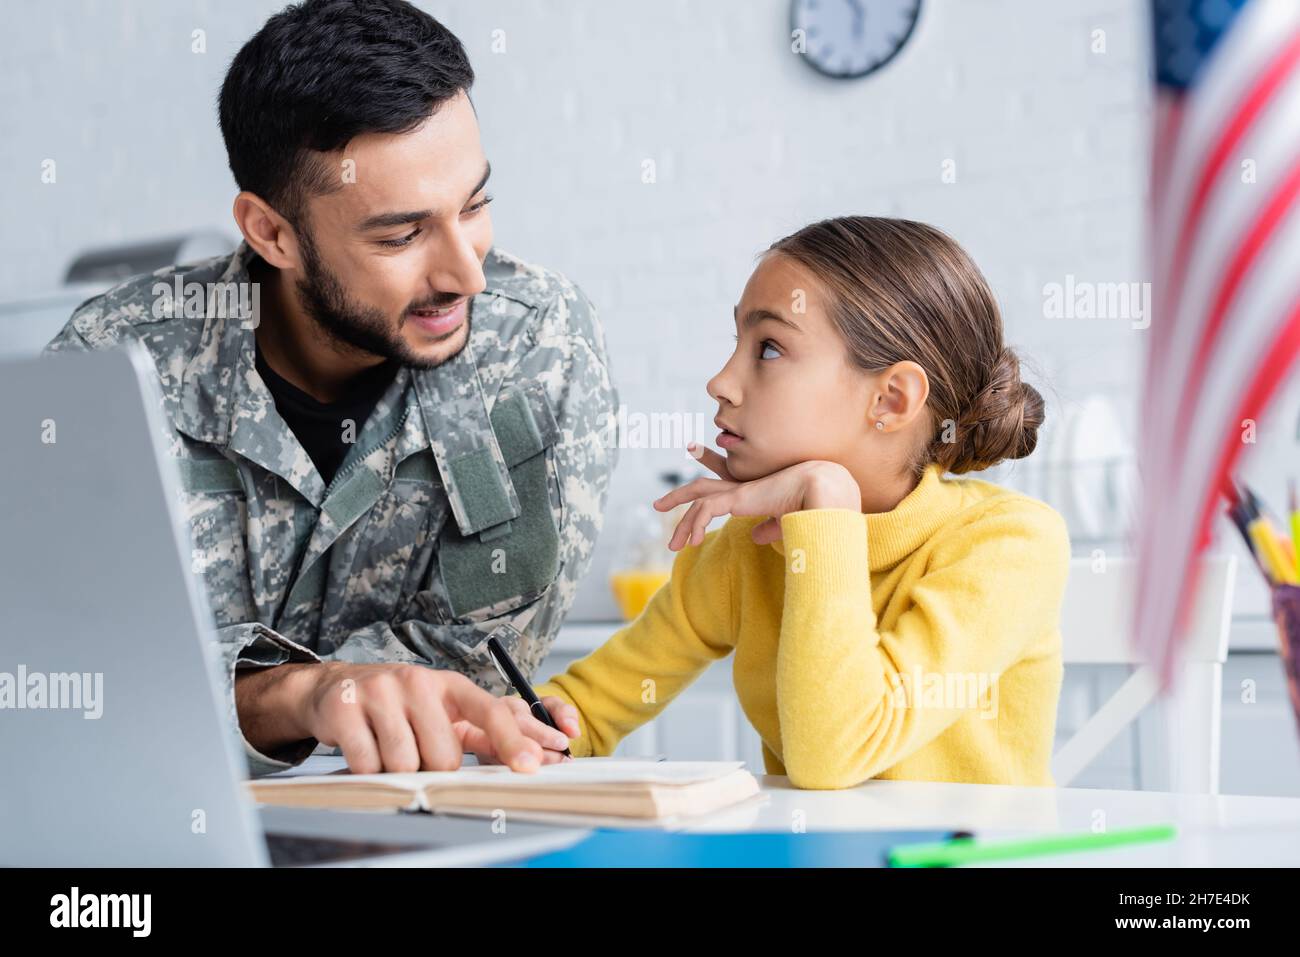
[508,828,960,868]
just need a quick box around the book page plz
[256,760,748,793]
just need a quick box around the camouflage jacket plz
[43,241,619,775]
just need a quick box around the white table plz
[261,756,1300,866]
[678,775,1300,866]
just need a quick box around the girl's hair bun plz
[940,346,1044,475]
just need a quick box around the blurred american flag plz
[1136,0,1300,681]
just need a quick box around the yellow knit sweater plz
[535,463,1071,789]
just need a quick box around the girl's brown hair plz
[768,216,1044,477]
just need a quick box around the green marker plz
[887,823,1177,867]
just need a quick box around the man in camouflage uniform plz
[43,0,618,776]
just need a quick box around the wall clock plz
[791,0,923,79]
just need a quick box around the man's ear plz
[232,191,299,271]
[872,361,930,432]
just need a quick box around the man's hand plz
[236,661,572,774]
[464,695,581,766]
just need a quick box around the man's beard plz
[294,227,470,370]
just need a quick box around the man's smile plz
[408,297,467,337]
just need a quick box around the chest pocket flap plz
[437,382,562,620]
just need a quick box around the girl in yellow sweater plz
[534,215,1071,789]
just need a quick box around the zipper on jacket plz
[320,403,413,501]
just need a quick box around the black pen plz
[485,627,572,759]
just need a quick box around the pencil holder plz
[1270,583,1300,740]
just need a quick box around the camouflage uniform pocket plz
[435,384,563,623]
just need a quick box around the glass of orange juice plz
[609,569,670,620]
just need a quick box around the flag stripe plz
[1179,152,1300,438]
[1166,30,1300,308]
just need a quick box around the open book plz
[248,760,761,823]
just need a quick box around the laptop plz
[0,342,586,866]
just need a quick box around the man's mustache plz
[408,294,464,312]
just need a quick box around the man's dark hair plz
[218,0,474,228]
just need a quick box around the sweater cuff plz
[778,509,870,600]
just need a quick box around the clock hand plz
[844,0,866,39]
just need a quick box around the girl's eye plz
[730,334,782,360]
[379,228,420,249]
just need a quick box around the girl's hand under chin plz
[655,444,862,549]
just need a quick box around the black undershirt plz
[254,343,398,486]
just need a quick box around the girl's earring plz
[875,420,885,431]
